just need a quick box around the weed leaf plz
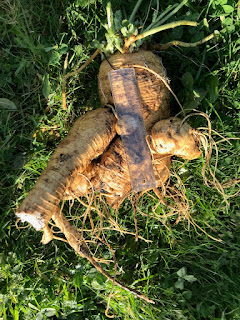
[183,290,193,300]
[175,278,185,289]
[184,275,197,283]
[222,5,234,14]
[42,74,51,99]
[177,267,187,278]
[0,98,17,110]
[182,72,194,89]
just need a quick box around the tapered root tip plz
[16,212,45,230]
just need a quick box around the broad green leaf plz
[74,44,83,56]
[122,19,129,28]
[49,52,61,66]
[62,300,78,308]
[0,98,17,110]
[184,274,197,283]
[42,74,51,99]
[91,279,106,290]
[181,72,194,89]
[183,290,193,300]
[41,308,56,317]
[206,76,219,102]
[224,157,231,165]
[58,43,68,54]
[177,267,187,278]
[91,39,104,49]
[224,17,233,25]
[226,25,235,33]
[199,304,209,317]
[222,5,234,14]
[35,313,44,320]
[121,26,127,36]
[28,303,39,311]
[175,278,185,289]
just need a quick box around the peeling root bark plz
[51,210,154,304]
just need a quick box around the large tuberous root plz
[15,110,202,304]
[16,107,117,232]
[64,117,201,209]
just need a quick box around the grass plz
[0,0,240,319]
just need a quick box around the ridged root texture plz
[16,108,117,230]
[98,49,170,131]
[64,117,202,208]
[65,136,171,209]
[150,118,202,160]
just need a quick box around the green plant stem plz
[146,0,188,31]
[145,3,178,31]
[136,20,197,42]
[153,0,188,28]
[129,0,144,23]
[153,0,160,23]
[141,0,153,31]
[106,2,115,34]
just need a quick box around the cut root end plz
[16,212,45,231]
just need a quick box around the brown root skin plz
[64,136,171,209]
[64,137,133,208]
[150,117,201,160]
[64,118,201,208]
[64,162,98,200]
[16,108,117,229]
[98,49,170,131]
[41,225,54,244]
[16,49,202,306]
[64,49,171,208]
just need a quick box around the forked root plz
[51,209,154,304]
